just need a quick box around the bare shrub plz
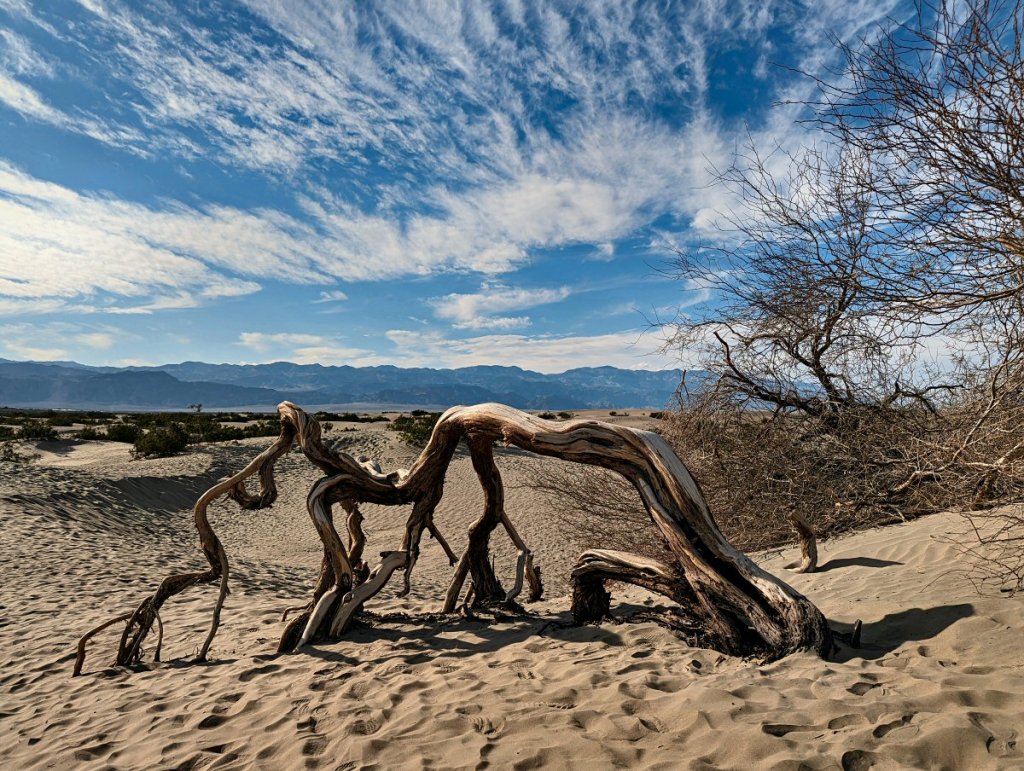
[521,461,671,561]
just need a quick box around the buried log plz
[74,401,830,675]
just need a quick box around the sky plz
[0,0,908,373]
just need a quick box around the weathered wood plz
[76,400,831,674]
[422,404,831,658]
[786,513,818,574]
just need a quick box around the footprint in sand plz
[828,714,868,730]
[238,663,281,682]
[348,715,382,736]
[761,724,810,737]
[847,681,880,696]
[472,716,506,738]
[638,716,667,734]
[196,714,228,729]
[621,699,646,716]
[73,742,112,761]
[841,749,877,771]
[347,680,374,699]
[872,714,914,738]
[535,689,577,710]
[301,735,327,757]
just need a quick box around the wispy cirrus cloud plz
[0,0,912,370]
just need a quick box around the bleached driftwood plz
[74,401,831,675]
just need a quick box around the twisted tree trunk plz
[75,401,830,675]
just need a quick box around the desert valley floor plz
[1,414,1022,770]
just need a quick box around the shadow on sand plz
[817,556,903,572]
[832,602,974,662]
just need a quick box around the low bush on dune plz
[389,412,441,447]
[314,411,389,423]
[132,423,189,459]
[104,422,143,443]
[16,419,58,441]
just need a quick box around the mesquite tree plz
[647,2,1024,571]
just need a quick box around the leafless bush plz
[524,2,1024,591]
[521,461,672,561]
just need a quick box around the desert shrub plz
[388,412,440,447]
[17,419,58,441]
[0,425,15,439]
[241,420,282,438]
[557,411,574,420]
[132,423,189,458]
[522,462,670,561]
[105,422,142,443]
[0,441,39,463]
[76,426,100,440]
[314,411,389,423]
[538,412,557,419]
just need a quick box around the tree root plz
[75,401,831,675]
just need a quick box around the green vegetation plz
[17,419,58,441]
[388,412,441,447]
[105,422,142,443]
[313,411,389,423]
[132,423,189,459]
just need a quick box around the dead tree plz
[75,402,831,675]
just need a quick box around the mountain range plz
[0,358,691,411]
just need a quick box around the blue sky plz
[0,0,906,372]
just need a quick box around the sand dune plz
[1,423,1022,770]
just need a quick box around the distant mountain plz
[0,358,692,411]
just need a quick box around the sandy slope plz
[1,421,1022,770]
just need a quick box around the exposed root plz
[76,401,831,673]
[74,613,132,677]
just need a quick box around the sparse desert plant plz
[105,422,142,443]
[16,419,58,441]
[388,412,441,447]
[132,423,189,459]
[0,441,39,463]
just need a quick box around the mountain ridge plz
[0,358,692,411]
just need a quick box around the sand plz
[1,414,1022,770]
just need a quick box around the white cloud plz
[0,29,55,76]
[384,327,680,373]
[77,332,115,349]
[238,332,326,354]
[237,331,370,365]
[0,322,124,362]
[431,284,571,330]
[314,290,348,303]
